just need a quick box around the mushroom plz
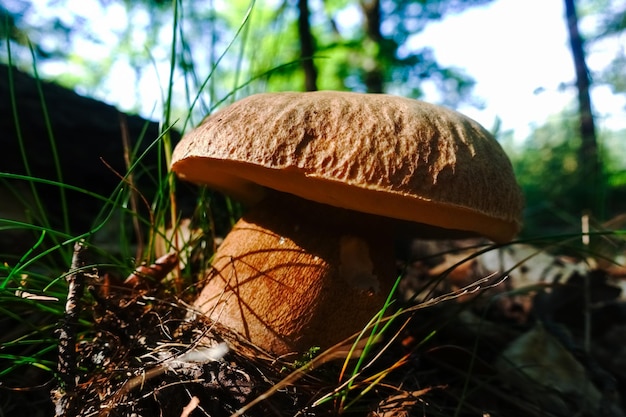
[171,91,524,355]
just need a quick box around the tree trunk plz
[564,0,602,215]
[297,0,318,91]
[359,0,385,93]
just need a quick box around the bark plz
[297,0,318,91]
[564,0,602,214]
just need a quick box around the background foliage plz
[1,0,626,235]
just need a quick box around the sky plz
[411,0,626,140]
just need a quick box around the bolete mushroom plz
[171,91,523,355]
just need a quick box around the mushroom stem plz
[193,193,397,355]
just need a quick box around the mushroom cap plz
[171,91,524,243]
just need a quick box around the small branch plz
[55,240,89,416]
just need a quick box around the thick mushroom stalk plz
[194,193,396,355]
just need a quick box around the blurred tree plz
[564,0,602,217]
[353,0,492,98]
[297,0,318,90]
[505,0,626,236]
[319,0,494,101]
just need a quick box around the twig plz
[55,240,89,417]
[180,396,200,417]
[581,212,592,353]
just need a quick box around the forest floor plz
[6,236,625,417]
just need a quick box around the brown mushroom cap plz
[172,91,523,243]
